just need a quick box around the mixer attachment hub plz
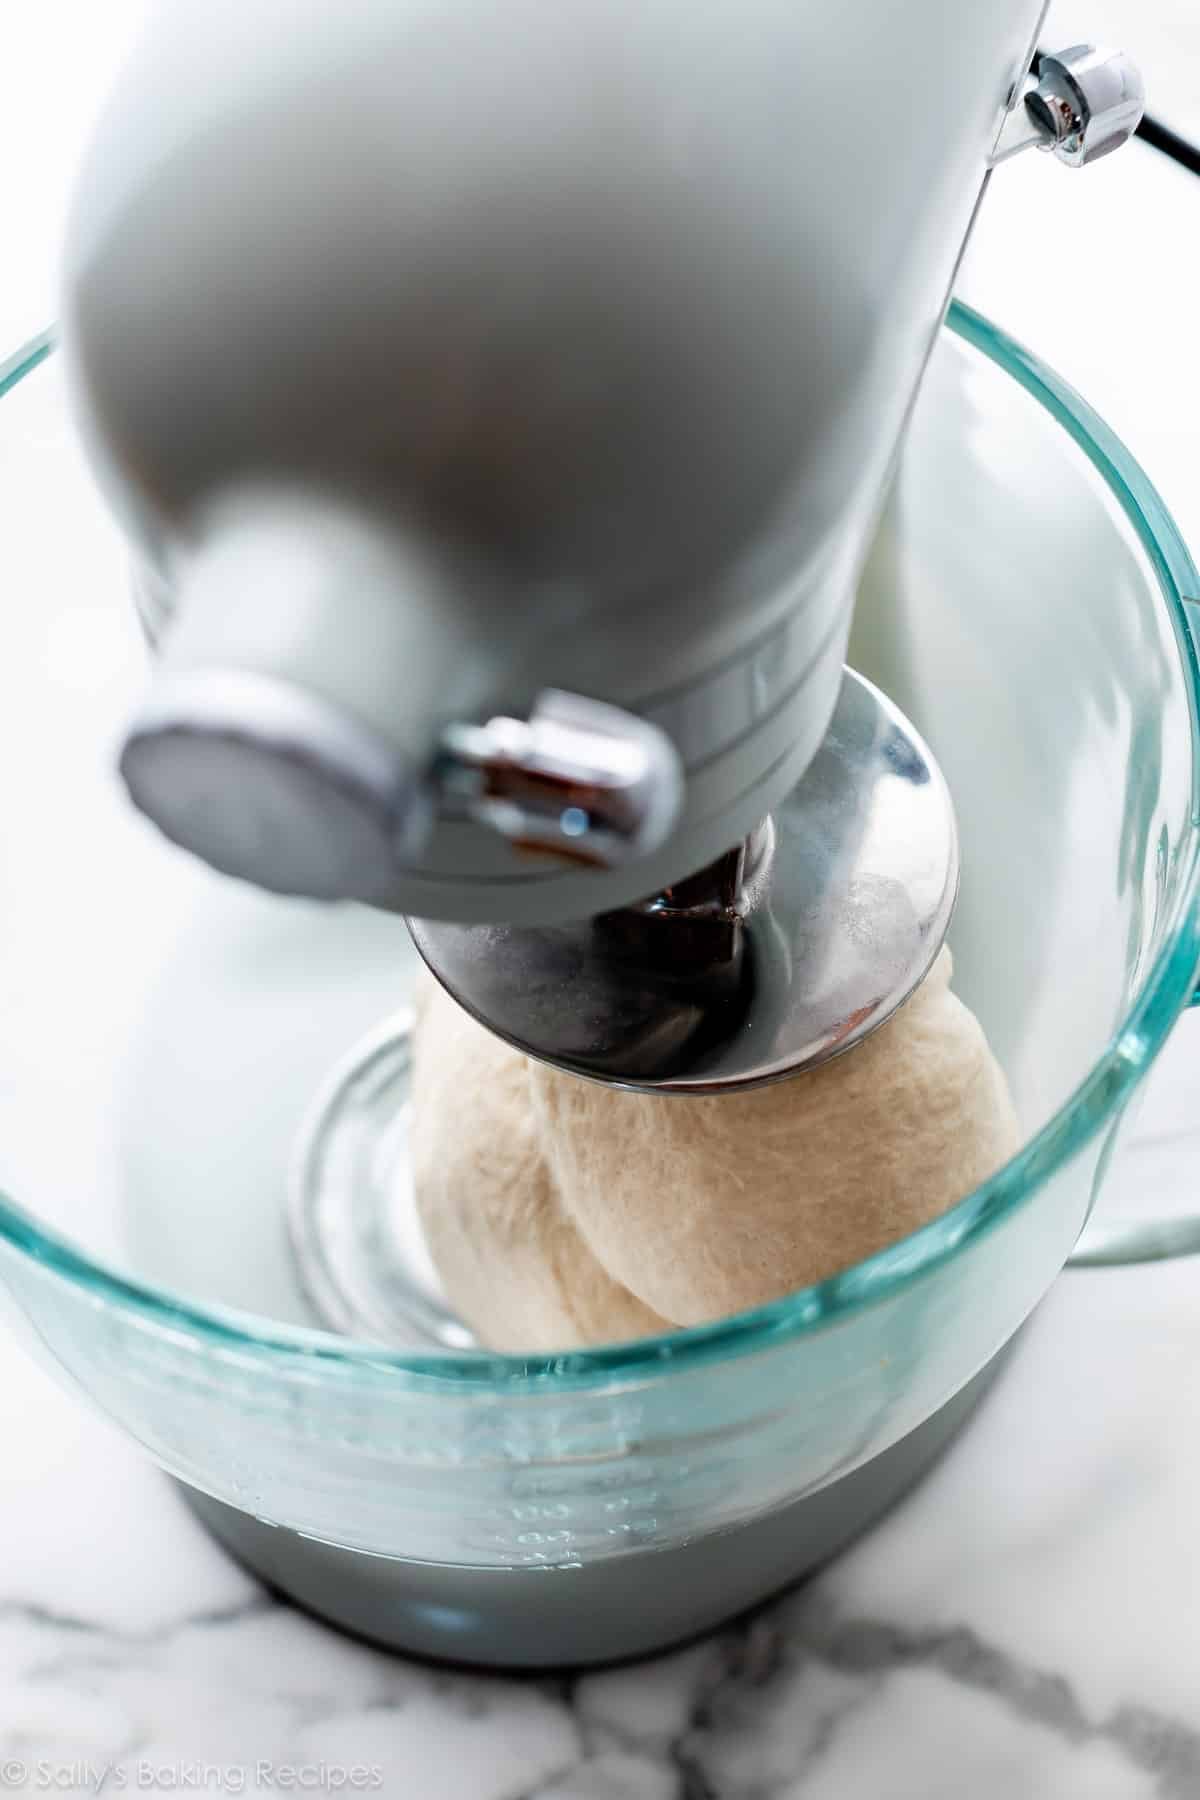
[409,669,958,1092]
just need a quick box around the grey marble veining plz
[2,1543,1196,1797]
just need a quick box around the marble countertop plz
[3,20,1200,1799]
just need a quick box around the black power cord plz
[1136,111,1200,177]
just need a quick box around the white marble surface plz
[2,16,1200,1800]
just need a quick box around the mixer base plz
[175,1350,1005,1670]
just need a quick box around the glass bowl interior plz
[0,302,1197,1391]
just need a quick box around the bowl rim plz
[0,300,1198,1392]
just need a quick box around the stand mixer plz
[37,0,1163,1662]
[62,0,1143,1334]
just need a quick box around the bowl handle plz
[1068,1212,1200,1267]
[1068,962,1200,1266]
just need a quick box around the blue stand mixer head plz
[60,0,1141,1092]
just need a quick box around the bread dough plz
[411,948,1019,1350]
[409,975,671,1349]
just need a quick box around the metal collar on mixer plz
[410,668,959,1092]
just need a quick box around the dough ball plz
[529,948,1018,1326]
[411,948,1019,1350]
[409,980,669,1351]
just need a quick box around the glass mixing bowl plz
[0,303,1196,1667]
